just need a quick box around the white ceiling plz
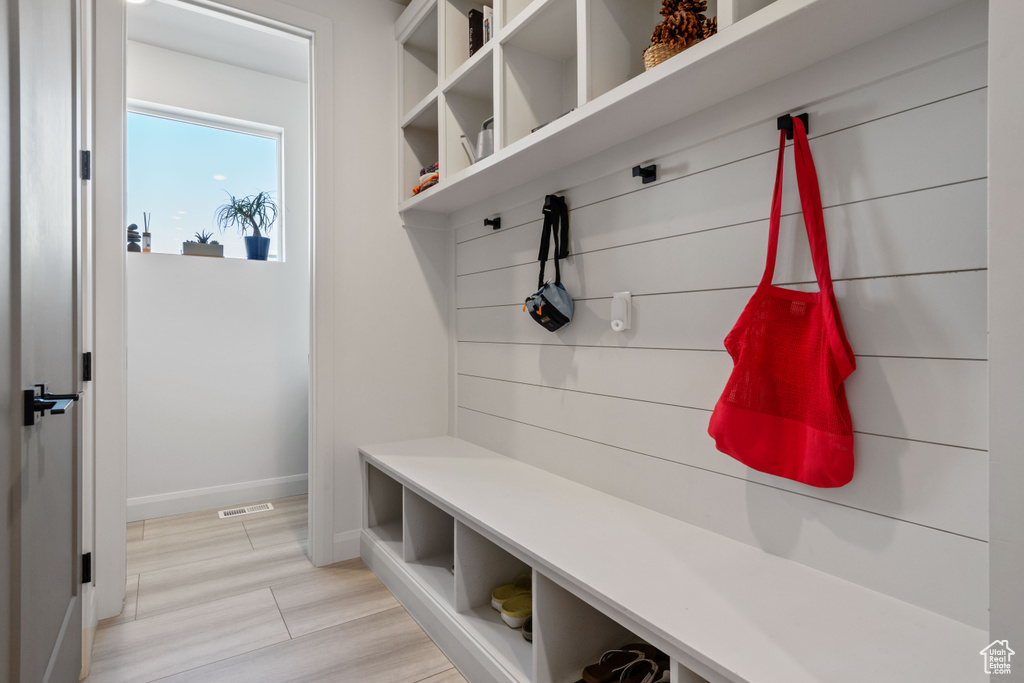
[127,0,309,83]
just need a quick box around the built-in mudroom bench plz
[360,437,985,683]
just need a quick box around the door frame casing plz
[92,0,335,619]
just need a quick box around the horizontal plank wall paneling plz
[458,408,988,629]
[459,342,987,449]
[457,375,988,541]
[452,9,987,628]
[458,270,987,360]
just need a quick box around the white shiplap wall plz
[451,3,987,628]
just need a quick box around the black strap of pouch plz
[537,194,569,288]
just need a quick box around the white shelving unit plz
[394,0,964,222]
[360,437,985,683]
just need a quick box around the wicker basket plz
[643,39,700,70]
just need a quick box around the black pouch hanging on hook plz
[524,195,573,331]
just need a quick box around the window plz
[127,106,283,260]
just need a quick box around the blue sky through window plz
[127,111,280,260]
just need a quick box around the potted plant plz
[215,190,278,261]
[644,0,717,70]
[182,230,224,258]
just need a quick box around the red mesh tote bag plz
[708,117,856,488]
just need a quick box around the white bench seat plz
[360,436,985,683]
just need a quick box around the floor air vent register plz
[217,502,275,519]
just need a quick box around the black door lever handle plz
[42,392,81,402]
[24,384,81,426]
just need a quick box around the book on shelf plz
[469,8,483,56]
[483,6,493,44]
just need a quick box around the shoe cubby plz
[443,47,495,177]
[443,0,495,78]
[532,572,639,683]
[400,3,439,119]
[500,0,579,147]
[403,489,456,607]
[401,97,441,201]
[454,521,534,682]
[672,660,711,683]
[533,571,710,683]
[365,464,404,555]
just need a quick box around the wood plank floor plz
[90,496,467,682]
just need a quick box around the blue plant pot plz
[245,235,271,261]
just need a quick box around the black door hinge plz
[82,552,92,583]
[80,150,91,180]
[83,351,92,382]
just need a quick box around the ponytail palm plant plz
[215,191,278,239]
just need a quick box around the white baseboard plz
[333,529,361,563]
[127,474,308,522]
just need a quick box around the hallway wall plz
[125,42,310,520]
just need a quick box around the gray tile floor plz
[89,495,465,682]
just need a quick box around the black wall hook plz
[484,217,501,230]
[632,164,657,184]
[777,113,809,140]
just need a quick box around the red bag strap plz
[760,118,856,378]
[760,130,788,288]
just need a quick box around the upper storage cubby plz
[585,0,663,101]
[503,0,534,25]
[583,0,724,100]
[443,0,496,78]
[501,0,579,147]
[399,2,439,119]
[721,0,775,25]
[400,96,440,201]
[444,47,494,177]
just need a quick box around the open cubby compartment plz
[454,521,534,682]
[402,488,456,608]
[443,0,496,78]
[501,0,579,146]
[672,661,712,683]
[401,3,440,119]
[533,572,711,683]
[401,98,441,201]
[585,0,718,100]
[365,464,404,554]
[503,0,535,26]
[443,49,495,177]
[532,572,640,683]
[718,0,775,28]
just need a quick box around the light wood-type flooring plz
[89,495,466,682]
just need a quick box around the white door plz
[6,0,83,679]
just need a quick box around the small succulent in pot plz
[193,230,215,244]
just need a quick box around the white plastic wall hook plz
[611,292,631,332]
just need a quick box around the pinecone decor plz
[644,0,718,70]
